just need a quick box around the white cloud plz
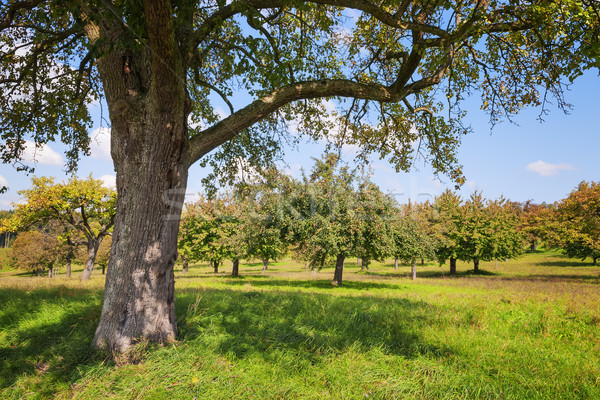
[429,176,443,189]
[22,141,63,166]
[526,160,575,177]
[99,174,116,189]
[0,175,7,187]
[88,127,112,161]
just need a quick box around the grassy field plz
[1,250,599,399]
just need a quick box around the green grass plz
[1,251,599,399]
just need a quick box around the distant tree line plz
[179,155,526,283]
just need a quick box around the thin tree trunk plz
[66,252,72,279]
[332,254,345,285]
[48,266,53,278]
[394,257,399,270]
[182,258,189,274]
[421,258,424,266]
[102,264,106,275]
[450,257,457,275]
[495,258,498,269]
[411,257,417,280]
[262,259,268,273]
[356,257,360,266]
[473,258,480,273]
[593,257,597,265]
[213,260,219,274]
[231,258,239,277]
[81,239,101,281]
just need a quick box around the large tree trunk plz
[473,258,480,273]
[81,239,101,281]
[91,1,190,351]
[231,259,239,277]
[411,258,417,280]
[450,257,457,275]
[262,259,269,273]
[332,254,345,285]
[93,116,188,351]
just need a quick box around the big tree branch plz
[188,78,408,165]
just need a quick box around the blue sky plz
[1,70,598,209]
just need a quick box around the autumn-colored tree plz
[519,201,556,251]
[553,181,600,264]
[10,230,59,276]
[0,176,116,280]
[0,210,15,248]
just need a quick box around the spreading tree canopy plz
[1,0,598,351]
[553,181,600,264]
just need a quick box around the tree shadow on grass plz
[361,269,498,279]
[176,287,453,363]
[497,274,600,283]
[533,260,599,268]
[220,277,407,291]
[0,287,106,394]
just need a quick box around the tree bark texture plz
[450,257,457,275]
[93,109,188,351]
[231,259,239,277]
[332,254,345,285]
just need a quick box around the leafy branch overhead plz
[2,0,598,183]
